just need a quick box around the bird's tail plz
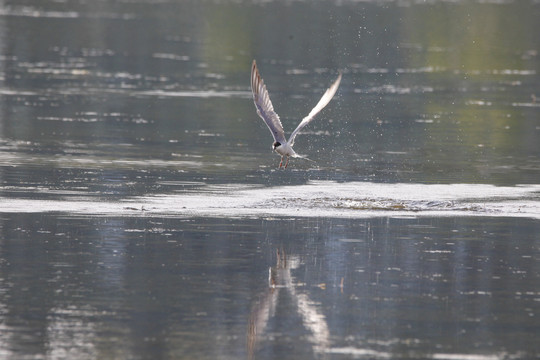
[292,153,316,163]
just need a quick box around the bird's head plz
[272,141,281,150]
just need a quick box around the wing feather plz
[251,60,286,144]
[289,71,342,146]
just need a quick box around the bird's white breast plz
[274,142,296,157]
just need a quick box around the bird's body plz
[273,141,296,168]
[250,60,342,168]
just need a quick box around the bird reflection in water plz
[247,249,330,359]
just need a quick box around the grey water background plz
[1,0,540,359]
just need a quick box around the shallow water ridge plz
[2,181,540,220]
[1,0,540,359]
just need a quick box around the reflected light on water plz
[46,306,98,360]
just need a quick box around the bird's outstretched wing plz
[251,60,286,144]
[288,71,342,146]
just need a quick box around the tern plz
[251,60,342,168]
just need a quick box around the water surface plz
[0,0,539,359]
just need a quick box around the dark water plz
[1,215,539,359]
[0,0,539,359]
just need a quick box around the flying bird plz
[251,60,342,168]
